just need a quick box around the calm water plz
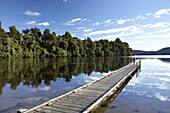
[0,57,132,113]
[1,56,170,113]
[106,55,170,113]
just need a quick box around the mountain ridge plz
[133,47,170,55]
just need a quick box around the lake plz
[0,56,170,113]
[0,57,132,113]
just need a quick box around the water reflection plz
[105,56,170,113]
[0,57,132,95]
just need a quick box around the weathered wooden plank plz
[51,104,83,111]
[54,101,89,109]
[52,102,85,109]
[85,87,109,92]
[43,105,80,113]
[61,96,96,102]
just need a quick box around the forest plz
[0,21,133,58]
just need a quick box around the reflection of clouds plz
[144,72,170,77]
[141,67,147,70]
[84,79,92,83]
[136,91,146,96]
[158,78,170,82]
[155,93,170,101]
[25,97,43,102]
[28,86,50,92]
[159,68,166,71]
[63,86,75,90]
[38,86,50,91]
[122,89,135,93]
[123,89,146,96]
[84,76,101,83]
[141,72,170,89]
[128,77,141,86]
[157,85,170,89]
[103,71,112,76]
[27,88,37,92]
[147,95,152,98]
[141,82,170,90]
[152,72,170,77]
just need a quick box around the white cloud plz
[37,22,50,26]
[70,18,81,22]
[158,28,170,33]
[23,10,41,16]
[25,21,36,25]
[116,19,132,24]
[93,22,100,26]
[50,21,56,23]
[84,26,131,36]
[154,8,170,18]
[76,27,86,29]
[136,15,146,20]
[103,19,114,26]
[63,0,68,2]
[129,41,147,45]
[63,18,83,25]
[149,22,170,28]
[84,25,142,37]
[24,21,50,26]
[146,12,152,16]
[155,93,170,101]
[83,29,92,32]
[140,22,170,28]
[82,18,87,21]
[135,33,170,39]
[101,28,142,40]
[104,19,112,24]
[140,24,152,28]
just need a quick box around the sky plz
[0,0,170,51]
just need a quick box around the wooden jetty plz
[21,61,141,113]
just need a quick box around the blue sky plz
[0,0,170,51]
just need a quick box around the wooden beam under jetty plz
[20,61,141,113]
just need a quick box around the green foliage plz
[0,21,133,58]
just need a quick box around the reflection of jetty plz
[21,61,141,113]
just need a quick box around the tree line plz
[0,57,132,94]
[0,21,133,58]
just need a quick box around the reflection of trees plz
[158,58,170,63]
[0,57,132,94]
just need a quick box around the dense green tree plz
[9,26,20,39]
[0,21,134,58]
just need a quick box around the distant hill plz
[133,47,170,55]
[157,47,170,54]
